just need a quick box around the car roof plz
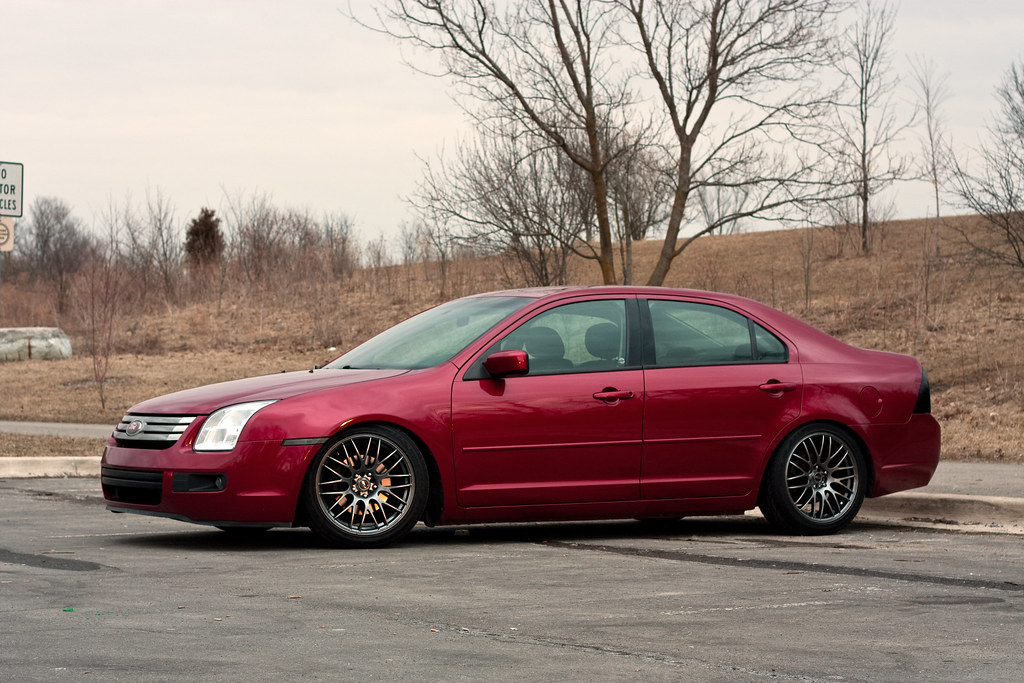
[470,285,774,311]
[474,284,724,298]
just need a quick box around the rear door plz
[640,297,802,499]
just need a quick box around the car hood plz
[128,368,409,415]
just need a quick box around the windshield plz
[326,296,531,370]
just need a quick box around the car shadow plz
[108,514,783,552]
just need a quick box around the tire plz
[759,424,866,535]
[302,425,429,548]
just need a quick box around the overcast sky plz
[5,1,1024,243]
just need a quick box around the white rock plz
[0,327,73,362]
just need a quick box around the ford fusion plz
[101,287,940,547]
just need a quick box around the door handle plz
[593,389,635,402]
[759,381,798,393]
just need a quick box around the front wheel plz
[759,424,866,535]
[302,425,429,548]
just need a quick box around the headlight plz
[194,401,277,452]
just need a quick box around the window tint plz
[647,299,787,367]
[495,299,629,375]
[753,322,788,361]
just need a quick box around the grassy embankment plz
[1,215,1020,462]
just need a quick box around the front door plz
[452,298,644,507]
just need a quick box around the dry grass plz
[1,216,1021,462]
[0,433,107,459]
[0,350,318,425]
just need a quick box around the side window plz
[497,299,629,375]
[647,299,787,367]
[753,322,788,362]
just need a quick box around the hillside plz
[0,215,1021,462]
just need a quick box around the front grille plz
[102,466,163,505]
[114,414,196,449]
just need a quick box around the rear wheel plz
[302,425,428,548]
[760,424,866,535]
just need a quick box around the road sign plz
[0,217,13,251]
[0,161,23,218]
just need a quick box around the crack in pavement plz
[543,540,1024,593]
[417,621,831,681]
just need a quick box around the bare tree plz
[366,1,845,285]
[279,208,326,287]
[108,197,150,300]
[415,125,586,286]
[398,222,421,270]
[949,61,1024,272]
[798,226,815,312]
[414,218,457,297]
[830,0,912,253]
[364,1,638,284]
[910,56,950,223]
[607,141,668,284]
[116,189,182,306]
[621,0,844,284]
[225,196,333,302]
[23,197,91,316]
[289,211,356,349]
[147,191,183,303]
[322,212,358,280]
[73,225,126,409]
[364,234,397,294]
[227,194,288,288]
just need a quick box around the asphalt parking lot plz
[3,476,1023,681]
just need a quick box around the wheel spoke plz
[376,497,402,516]
[327,494,356,518]
[362,501,382,529]
[318,475,348,487]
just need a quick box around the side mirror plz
[483,349,529,378]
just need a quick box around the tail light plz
[914,369,932,414]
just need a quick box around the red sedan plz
[101,287,940,547]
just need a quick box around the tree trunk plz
[591,161,617,285]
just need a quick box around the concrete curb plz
[860,491,1024,531]
[0,456,101,478]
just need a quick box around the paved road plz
[1,477,1022,681]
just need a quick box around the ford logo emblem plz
[125,419,145,437]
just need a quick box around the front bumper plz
[101,437,321,526]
